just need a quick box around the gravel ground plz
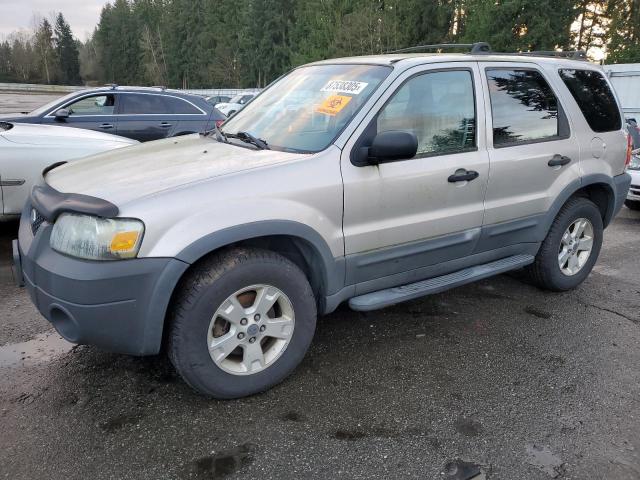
[0,206,639,480]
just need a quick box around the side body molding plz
[175,220,346,296]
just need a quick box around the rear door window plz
[120,94,169,114]
[486,69,563,146]
[558,69,621,132]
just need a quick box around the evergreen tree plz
[54,13,81,84]
[462,0,575,51]
[607,0,640,62]
[34,19,55,84]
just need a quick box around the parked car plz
[15,45,631,399]
[0,86,225,142]
[625,118,640,210]
[204,95,231,106]
[215,93,257,117]
[0,121,137,219]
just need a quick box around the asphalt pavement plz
[1,206,639,480]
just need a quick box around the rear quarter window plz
[165,96,203,114]
[558,69,621,133]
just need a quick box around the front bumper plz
[16,209,189,356]
[626,169,640,201]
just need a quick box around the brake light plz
[215,119,224,128]
[626,132,633,167]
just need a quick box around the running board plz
[348,254,534,311]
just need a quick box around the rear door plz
[478,62,581,250]
[116,93,177,142]
[163,96,209,135]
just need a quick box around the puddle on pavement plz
[0,330,74,368]
[526,444,564,478]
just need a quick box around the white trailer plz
[603,63,640,119]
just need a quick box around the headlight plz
[629,153,640,170]
[50,213,144,260]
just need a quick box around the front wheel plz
[168,248,317,398]
[526,196,603,291]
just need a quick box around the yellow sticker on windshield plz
[315,95,352,116]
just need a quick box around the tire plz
[625,199,640,211]
[167,247,317,399]
[526,196,603,291]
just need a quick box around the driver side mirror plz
[354,130,418,167]
[54,108,70,120]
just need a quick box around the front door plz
[43,93,118,134]
[341,63,489,286]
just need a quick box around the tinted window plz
[67,95,115,116]
[487,69,559,146]
[120,94,169,114]
[164,96,202,114]
[559,69,621,132]
[377,70,476,156]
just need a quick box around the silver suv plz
[14,45,632,398]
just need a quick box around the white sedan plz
[215,93,257,117]
[0,122,137,219]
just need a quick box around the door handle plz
[160,122,172,128]
[548,154,571,167]
[99,123,114,129]
[448,169,479,183]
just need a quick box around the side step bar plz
[348,254,534,311]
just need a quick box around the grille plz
[30,208,46,235]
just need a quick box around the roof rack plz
[387,42,588,61]
[388,42,491,54]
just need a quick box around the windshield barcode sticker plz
[321,80,369,95]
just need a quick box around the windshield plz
[228,95,244,104]
[222,64,392,153]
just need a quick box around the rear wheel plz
[625,199,640,211]
[168,248,316,398]
[526,197,603,291]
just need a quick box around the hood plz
[45,134,307,206]
[0,122,138,146]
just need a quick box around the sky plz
[0,0,110,41]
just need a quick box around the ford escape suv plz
[14,44,632,398]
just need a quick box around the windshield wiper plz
[226,131,270,150]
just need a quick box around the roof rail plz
[104,83,118,90]
[386,42,587,61]
[388,42,491,54]
[512,50,588,61]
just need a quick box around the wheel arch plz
[544,175,616,235]
[175,220,344,303]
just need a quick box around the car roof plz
[72,86,205,99]
[306,52,601,70]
